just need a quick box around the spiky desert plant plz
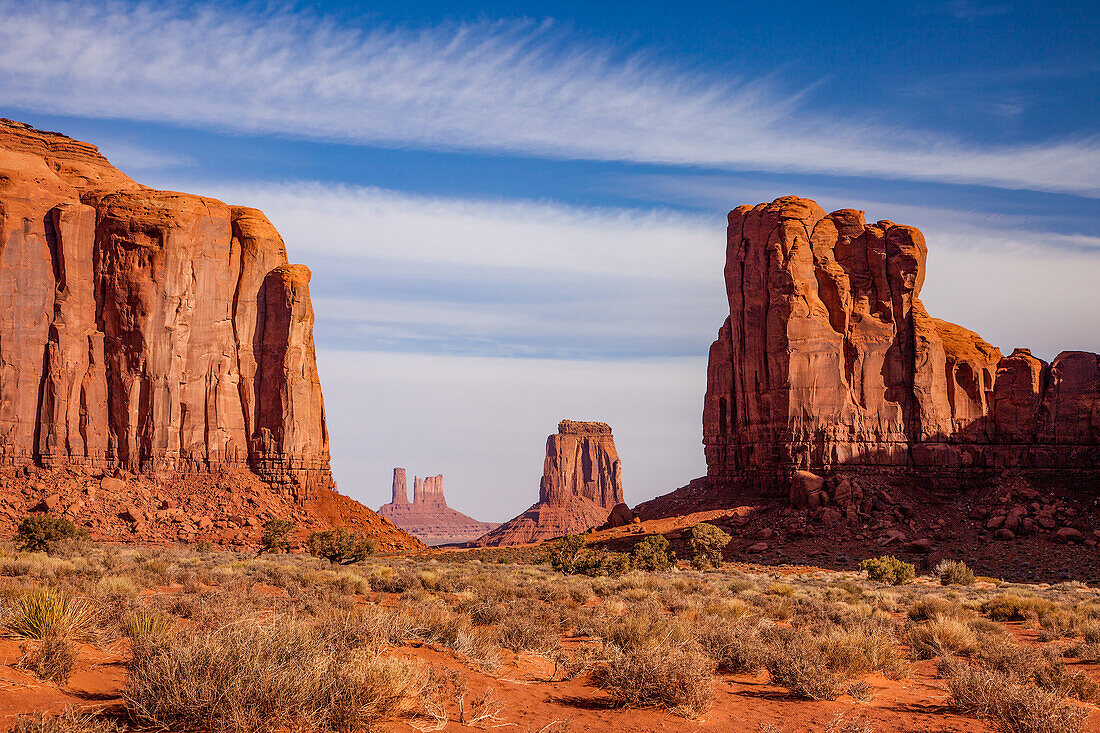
[5,588,94,641]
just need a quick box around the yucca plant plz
[124,611,175,640]
[5,588,95,641]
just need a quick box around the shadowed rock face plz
[475,420,624,546]
[0,119,330,501]
[703,196,1100,492]
[378,468,498,545]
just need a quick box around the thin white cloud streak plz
[317,351,707,521]
[198,180,1098,361]
[1,1,1098,195]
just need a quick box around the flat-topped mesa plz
[0,119,332,501]
[378,469,498,545]
[703,196,1100,493]
[475,419,626,546]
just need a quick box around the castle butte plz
[0,119,419,550]
[476,420,631,546]
[377,469,498,545]
[632,196,1100,577]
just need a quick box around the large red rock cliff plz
[378,468,498,545]
[476,420,625,546]
[702,196,1100,492]
[0,119,419,550]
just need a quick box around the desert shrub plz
[631,535,675,572]
[687,523,731,569]
[859,556,915,585]
[575,550,631,577]
[124,611,175,641]
[18,636,76,684]
[601,610,694,653]
[818,623,909,678]
[940,659,1088,733]
[908,595,970,621]
[935,560,976,586]
[761,633,846,701]
[9,708,124,733]
[696,618,767,673]
[125,618,426,732]
[546,535,587,574]
[907,616,978,659]
[259,520,295,554]
[5,588,94,640]
[975,635,1098,703]
[15,516,85,553]
[982,594,1059,622]
[593,645,715,718]
[306,529,375,565]
[94,575,140,599]
[495,615,560,654]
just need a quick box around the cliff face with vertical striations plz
[701,196,1100,493]
[475,420,625,546]
[378,468,498,545]
[0,119,420,550]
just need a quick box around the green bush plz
[687,523,731,569]
[859,555,915,585]
[631,535,675,571]
[15,515,85,553]
[546,535,587,574]
[306,528,375,565]
[576,550,631,578]
[935,559,976,586]
[260,520,295,554]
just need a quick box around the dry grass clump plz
[9,708,124,733]
[5,588,94,641]
[125,617,428,732]
[935,560,976,586]
[593,644,715,718]
[975,635,1098,703]
[760,632,850,701]
[940,659,1088,733]
[907,595,971,622]
[18,636,76,684]
[696,617,767,673]
[982,593,1059,622]
[907,616,978,659]
[123,611,175,641]
[818,623,909,679]
[494,614,560,654]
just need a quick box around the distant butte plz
[475,420,631,546]
[378,468,498,546]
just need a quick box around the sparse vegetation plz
[859,555,915,585]
[306,528,375,565]
[5,588,94,641]
[0,539,1096,731]
[630,534,675,571]
[15,516,85,553]
[935,559,976,586]
[259,519,295,554]
[687,523,731,569]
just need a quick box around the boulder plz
[1055,527,1084,543]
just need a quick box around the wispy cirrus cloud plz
[184,181,1099,362]
[1,0,1098,196]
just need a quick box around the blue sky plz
[2,0,1097,521]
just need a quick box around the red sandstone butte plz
[378,468,498,545]
[701,196,1100,494]
[476,420,624,546]
[0,119,419,550]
